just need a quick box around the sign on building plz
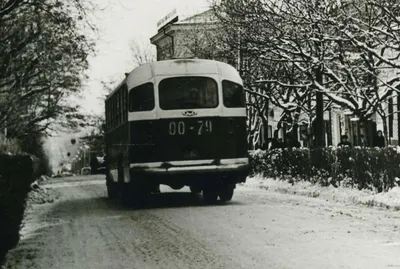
[157,9,178,30]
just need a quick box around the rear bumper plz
[129,158,249,175]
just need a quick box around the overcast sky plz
[80,0,210,115]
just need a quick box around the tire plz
[203,188,218,204]
[121,183,133,206]
[190,186,201,194]
[106,171,118,199]
[106,180,118,200]
[219,184,235,202]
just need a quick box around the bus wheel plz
[106,180,118,200]
[106,172,118,200]
[219,184,235,202]
[189,186,201,194]
[203,188,218,204]
[121,184,133,206]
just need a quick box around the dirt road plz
[2,175,400,269]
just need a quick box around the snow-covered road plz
[2,175,400,269]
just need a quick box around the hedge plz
[0,154,34,263]
[249,146,400,192]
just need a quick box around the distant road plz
[3,175,400,269]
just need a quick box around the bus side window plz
[222,80,245,108]
[122,85,127,121]
[106,101,110,132]
[129,83,155,112]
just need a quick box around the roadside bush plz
[0,135,22,155]
[249,146,400,193]
[19,135,52,178]
[0,154,34,263]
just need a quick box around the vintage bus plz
[104,59,249,205]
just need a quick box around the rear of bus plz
[127,59,249,190]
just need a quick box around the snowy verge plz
[242,175,400,211]
[26,180,61,206]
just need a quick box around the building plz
[150,9,235,63]
[150,9,400,148]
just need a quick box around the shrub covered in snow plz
[249,146,400,192]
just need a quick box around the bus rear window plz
[159,77,218,110]
[222,80,245,108]
[129,83,155,112]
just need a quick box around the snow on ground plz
[4,175,400,269]
[242,175,400,211]
[27,186,60,205]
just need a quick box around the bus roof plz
[105,59,242,101]
[132,58,241,79]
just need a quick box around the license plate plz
[168,119,213,136]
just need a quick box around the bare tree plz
[210,1,338,146]
[212,0,400,147]
[129,39,156,68]
[332,0,400,142]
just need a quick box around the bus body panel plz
[128,116,247,164]
[104,122,130,183]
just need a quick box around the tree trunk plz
[315,68,325,148]
[312,9,325,148]
[291,105,302,141]
[252,119,262,149]
[327,109,333,146]
[307,92,313,148]
[382,116,389,147]
[259,100,269,147]
[397,93,400,145]
[246,100,255,149]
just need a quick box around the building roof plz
[150,8,218,44]
[175,9,218,24]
